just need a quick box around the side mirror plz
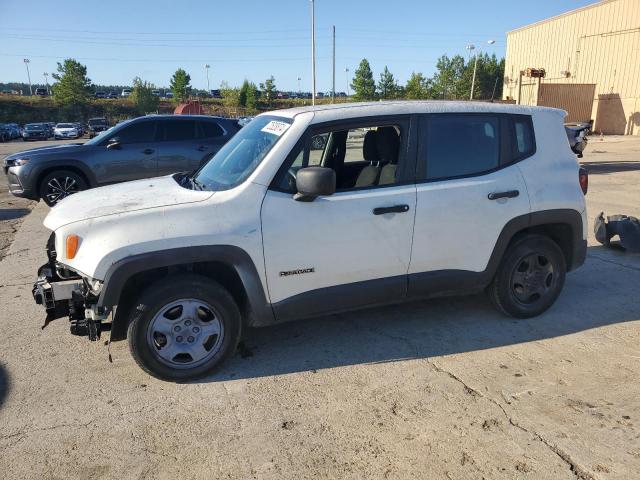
[106,137,121,149]
[294,167,336,202]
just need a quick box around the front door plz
[261,117,417,321]
[93,119,158,184]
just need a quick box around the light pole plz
[204,64,210,93]
[43,72,50,95]
[345,67,350,96]
[468,40,495,100]
[297,76,302,94]
[310,0,316,105]
[23,58,32,96]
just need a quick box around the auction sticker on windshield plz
[261,120,290,136]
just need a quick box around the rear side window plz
[162,120,197,141]
[422,114,500,180]
[198,121,224,139]
[510,115,535,160]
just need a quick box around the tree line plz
[351,55,505,101]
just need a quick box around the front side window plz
[273,121,406,192]
[423,114,499,180]
[111,120,156,144]
[192,115,291,191]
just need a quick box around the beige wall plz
[503,0,640,134]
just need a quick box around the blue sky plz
[1,0,594,92]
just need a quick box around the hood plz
[55,127,78,131]
[5,143,85,160]
[44,175,214,230]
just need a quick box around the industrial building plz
[503,0,640,135]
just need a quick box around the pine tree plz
[51,59,91,105]
[170,68,191,102]
[351,59,376,101]
[377,66,398,99]
[405,72,428,99]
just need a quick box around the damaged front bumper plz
[32,234,107,341]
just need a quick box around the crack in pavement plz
[366,324,598,480]
[587,253,640,272]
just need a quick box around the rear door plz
[408,113,532,295]
[156,118,199,175]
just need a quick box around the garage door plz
[537,83,596,123]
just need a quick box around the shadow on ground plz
[582,161,640,174]
[0,209,31,221]
[0,363,10,411]
[198,246,640,383]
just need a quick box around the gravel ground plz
[0,136,639,480]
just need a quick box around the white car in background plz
[121,89,132,97]
[53,123,80,139]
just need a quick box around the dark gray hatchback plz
[3,115,240,205]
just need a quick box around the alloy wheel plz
[45,176,80,204]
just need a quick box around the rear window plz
[423,114,500,180]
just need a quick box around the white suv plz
[33,101,588,381]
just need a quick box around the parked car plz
[106,91,119,99]
[94,91,107,99]
[0,124,11,142]
[4,115,241,206]
[29,101,588,381]
[165,92,174,99]
[151,89,161,97]
[21,123,51,141]
[121,88,132,97]
[210,89,222,99]
[34,88,48,96]
[87,117,109,138]
[6,123,21,139]
[54,123,80,140]
[277,92,289,99]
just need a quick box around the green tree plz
[430,55,468,99]
[259,76,277,104]
[220,81,240,108]
[351,59,376,101]
[238,80,259,109]
[405,72,428,99]
[51,58,91,105]
[129,77,159,113]
[170,68,191,102]
[377,66,398,99]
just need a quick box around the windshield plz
[25,124,43,131]
[89,118,106,125]
[192,115,292,191]
[56,123,74,128]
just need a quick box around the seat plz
[354,130,380,187]
[376,127,400,185]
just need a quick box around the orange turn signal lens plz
[66,235,79,259]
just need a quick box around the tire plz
[488,234,566,318]
[127,274,242,382]
[38,170,88,206]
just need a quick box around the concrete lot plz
[0,136,639,479]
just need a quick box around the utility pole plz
[310,0,316,105]
[297,76,302,94]
[23,58,32,96]
[204,64,210,93]
[332,25,336,103]
[43,72,50,95]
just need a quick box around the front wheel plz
[39,170,88,206]
[488,234,566,318]
[127,274,242,381]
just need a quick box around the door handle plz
[142,148,155,155]
[488,190,519,200]
[373,204,410,215]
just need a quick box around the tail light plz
[579,166,588,195]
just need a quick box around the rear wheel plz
[488,235,566,318]
[127,274,242,382]
[38,170,87,206]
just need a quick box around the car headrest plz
[376,126,400,164]
[363,130,379,163]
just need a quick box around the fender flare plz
[97,245,274,329]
